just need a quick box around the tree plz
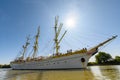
[95,52,112,64]
[115,56,120,62]
[0,64,2,68]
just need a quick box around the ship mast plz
[54,16,67,55]
[21,35,30,60]
[32,26,40,59]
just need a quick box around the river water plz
[0,65,120,80]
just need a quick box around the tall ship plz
[10,17,117,70]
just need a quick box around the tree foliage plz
[0,64,11,68]
[95,52,112,64]
[115,56,120,62]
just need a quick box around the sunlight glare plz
[65,15,77,29]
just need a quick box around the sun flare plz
[65,16,76,29]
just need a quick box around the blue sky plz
[0,0,120,64]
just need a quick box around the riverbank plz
[88,62,120,66]
[0,64,11,68]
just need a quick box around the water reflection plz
[4,70,42,80]
[4,69,94,80]
[90,65,120,80]
[99,65,120,80]
[1,65,120,80]
[0,69,8,80]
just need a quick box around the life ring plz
[81,58,85,62]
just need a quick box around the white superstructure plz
[10,17,117,70]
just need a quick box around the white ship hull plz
[10,53,92,70]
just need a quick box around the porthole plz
[81,58,85,62]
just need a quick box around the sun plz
[65,16,76,29]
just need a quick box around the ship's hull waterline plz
[10,53,91,70]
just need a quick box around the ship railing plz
[11,59,26,63]
[23,48,88,61]
[50,48,87,59]
[73,48,87,54]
